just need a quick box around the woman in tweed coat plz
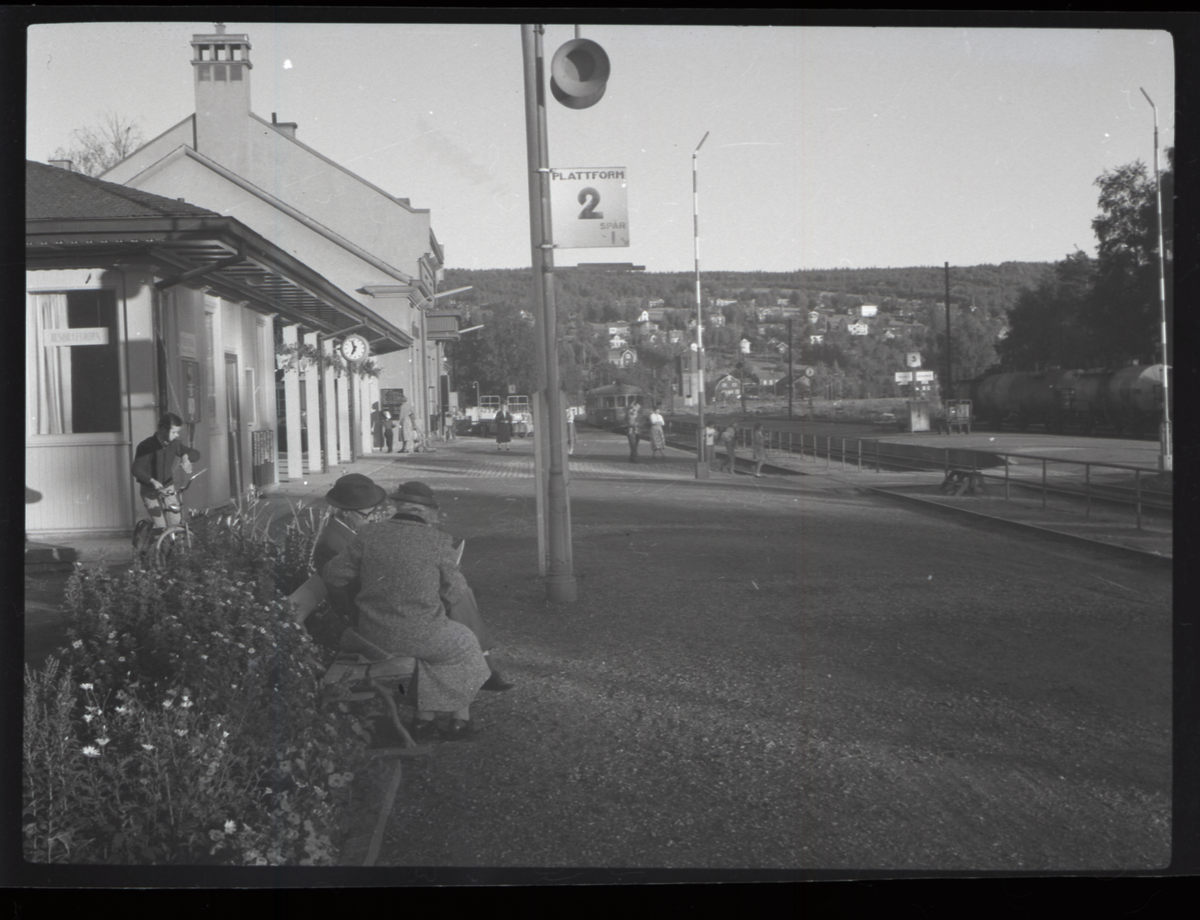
[323,481,490,740]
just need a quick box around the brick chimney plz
[191,23,253,174]
[48,159,74,171]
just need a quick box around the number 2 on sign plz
[577,187,604,220]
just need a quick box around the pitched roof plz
[26,160,221,221]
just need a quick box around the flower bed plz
[22,503,372,865]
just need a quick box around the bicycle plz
[132,470,205,568]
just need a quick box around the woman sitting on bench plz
[322,481,491,741]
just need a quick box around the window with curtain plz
[31,289,122,434]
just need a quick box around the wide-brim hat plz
[389,480,439,509]
[325,473,387,510]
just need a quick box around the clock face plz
[341,335,368,362]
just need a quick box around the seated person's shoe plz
[408,718,441,742]
[481,670,515,692]
[439,718,479,741]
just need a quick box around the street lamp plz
[693,131,710,479]
[1140,87,1172,472]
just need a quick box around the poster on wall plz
[182,359,201,424]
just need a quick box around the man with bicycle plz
[132,413,201,532]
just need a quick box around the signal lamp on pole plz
[550,38,610,109]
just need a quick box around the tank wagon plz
[955,364,1168,436]
[584,384,644,432]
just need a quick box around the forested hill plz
[442,262,1052,323]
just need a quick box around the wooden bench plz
[288,575,437,867]
[940,467,985,496]
[288,575,432,757]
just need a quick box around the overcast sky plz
[26,19,1175,274]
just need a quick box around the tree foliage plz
[446,310,538,398]
[51,111,145,177]
[998,150,1172,370]
[997,251,1097,370]
[1087,152,1173,365]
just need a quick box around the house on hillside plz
[99,24,447,472]
[713,373,742,403]
[25,161,411,539]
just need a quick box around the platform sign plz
[895,370,936,383]
[550,167,629,248]
[47,328,108,346]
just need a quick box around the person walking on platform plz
[625,401,642,463]
[383,410,396,452]
[751,421,766,477]
[719,422,738,473]
[370,402,385,451]
[649,404,666,459]
[495,407,513,451]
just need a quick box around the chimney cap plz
[49,159,74,171]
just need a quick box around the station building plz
[27,24,459,539]
[99,25,456,477]
[25,161,414,538]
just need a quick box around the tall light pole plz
[1140,87,1172,472]
[693,131,710,479]
[522,24,576,602]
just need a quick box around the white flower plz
[162,700,173,709]
[118,657,126,662]
[72,640,83,649]
[115,706,129,715]
[108,631,117,639]
[142,743,155,751]
[97,737,110,747]
[176,729,187,737]
[180,700,193,709]
[80,682,93,690]
[81,745,101,757]
[83,714,93,723]
[225,820,237,835]
[200,654,209,661]
[248,648,256,655]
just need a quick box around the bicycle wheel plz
[132,519,156,566]
[153,526,190,568]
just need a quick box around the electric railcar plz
[584,384,644,432]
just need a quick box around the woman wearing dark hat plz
[311,474,390,634]
[323,481,492,740]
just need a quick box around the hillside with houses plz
[441,263,1052,406]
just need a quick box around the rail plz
[664,419,1170,531]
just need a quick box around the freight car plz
[584,384,644,432]
[954,364,1168,436]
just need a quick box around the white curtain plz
[35,294,71,434]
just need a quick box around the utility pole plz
[522,24,576,602]
[1140,87,1172,472]
[693,131,710,478]
[944,262,952,403]
[787,316,794,420]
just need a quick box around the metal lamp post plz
[693,131,710,478]
[1140,87,1172,472]
[522,24,576,602]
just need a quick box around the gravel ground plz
[341,456,1172,874]
[23,432,1174,877]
